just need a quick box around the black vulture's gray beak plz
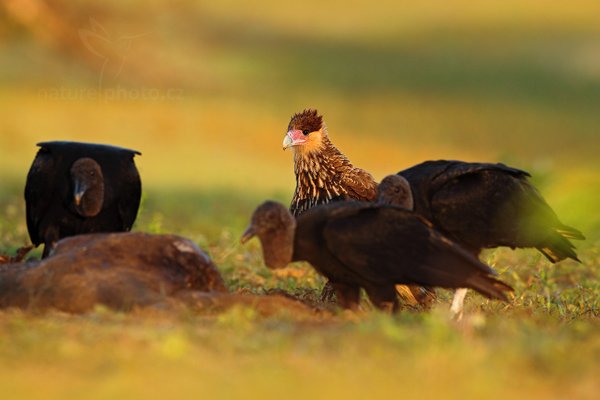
[73,180,87,206]
[240,225,256,244]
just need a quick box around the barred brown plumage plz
[284,109,378,217]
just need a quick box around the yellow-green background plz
[0,1,598,399]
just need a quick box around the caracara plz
[241,201,512,311]
[25,141,142,257]
[379,162,584,315]
[283,109,431,305]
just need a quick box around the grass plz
[1,1,599,399]
[0,308,597,400]
[1,176,598,399]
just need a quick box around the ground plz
[0,1,599,399]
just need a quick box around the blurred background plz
[1,4,599,398]
[1,0,599,248]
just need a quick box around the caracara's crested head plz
[283,109,327,154]
[288,109,323,133]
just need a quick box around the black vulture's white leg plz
[450,288,468,320]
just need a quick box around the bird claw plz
[0,245,34,264]
[319,282,337,303]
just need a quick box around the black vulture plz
[396,161,584,261]
[377,161,585,315]
[241,200,512,312]
[24,141,142,257]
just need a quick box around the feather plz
[397,160,584,263]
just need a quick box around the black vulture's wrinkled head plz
[377,175,414,210]
[70,158,104,217]
[241,201,296,269]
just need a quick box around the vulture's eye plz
[90,171,95,176]
[302,129,310,136]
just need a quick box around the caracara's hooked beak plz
[240,225,256,244]
[73,180,87,206]
[283,130,307,150]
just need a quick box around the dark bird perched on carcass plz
[378,162,585,315]
[241,200,512,312]
[25,141,142,257]
[283,109,428,304]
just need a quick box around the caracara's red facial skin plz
[283,129,307,149]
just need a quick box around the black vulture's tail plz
[421,232,514,302]
[538,225,585,263]
[463,274,513,301]
[515,179,585,263]
[556,225,586,241]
